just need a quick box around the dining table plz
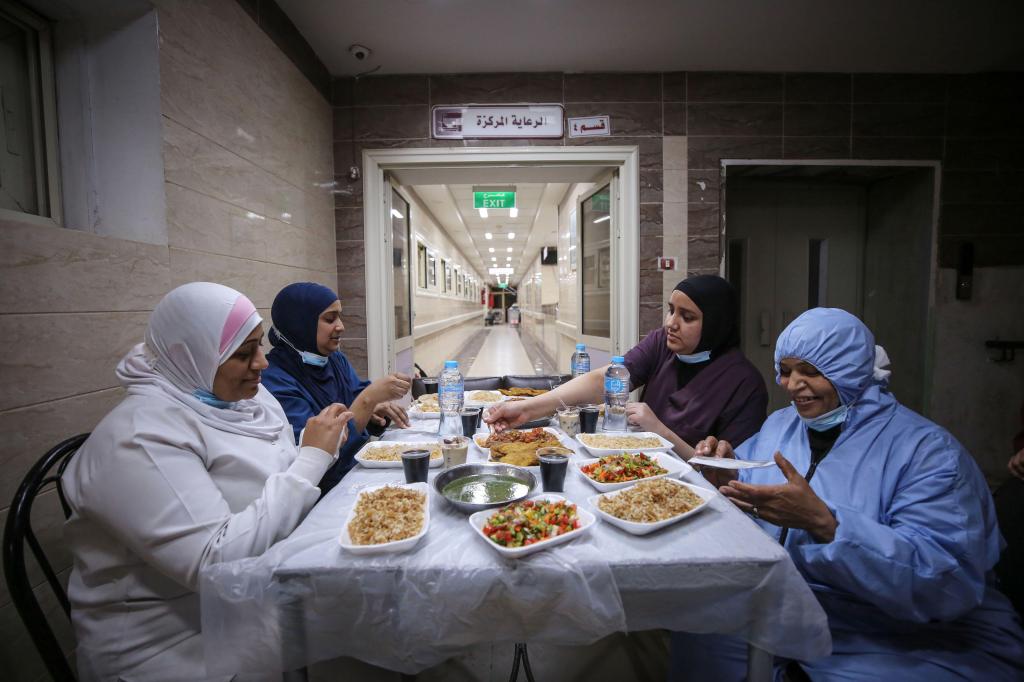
[199,414,832,680]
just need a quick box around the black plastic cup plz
[421,378,439,394]
[538,449,570,492]
[401,448,431,483]
[460,409,480,436]
[580,406,600,433]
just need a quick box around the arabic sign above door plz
[432,105,564,139]
[568,115,611,138]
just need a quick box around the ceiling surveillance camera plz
[349,44,371,61]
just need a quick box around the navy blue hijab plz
[267,282,349,411]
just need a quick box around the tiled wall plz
[332,70,1024,376]
[0,2,335,677]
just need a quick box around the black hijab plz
[669,275,740,388]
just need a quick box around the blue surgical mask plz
[798,403,849,432]
[298,350,329,367]
[676,350,711,364]
[192,388,234,409]
[272,327,330,367]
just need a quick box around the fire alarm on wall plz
[657,257,677,271]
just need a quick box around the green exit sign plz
[498,282,508,288]
[474,191,516,209]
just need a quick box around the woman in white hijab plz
[62,282,352,681]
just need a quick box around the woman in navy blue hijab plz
[262,282,411,493]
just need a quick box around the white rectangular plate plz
[354,441,443,469]
[339,482,430,554]
[575,451,692,493]
[468,494,596,558]
[408,403,440,419]
[588,479,713,536]
[464,390,507,407]
[688,456,776,470]
[575,431,674,457]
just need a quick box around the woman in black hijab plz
[486,275,767,458]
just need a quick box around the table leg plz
[282,668,308,681]
[746,644,773,682]
[507,643,536,682]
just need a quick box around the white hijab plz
[116,282,284,440]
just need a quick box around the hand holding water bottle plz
[603,356,629,431]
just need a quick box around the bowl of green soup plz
[434,463,537,514]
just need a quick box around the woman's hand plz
[720,452,838,543]
[373,401,410,429]
[1009,448,1024,480]
[692,436,738,488]
[301,403,353,454]
[483,400,534,432]
[366,373,412,404]
[625,402,665,433]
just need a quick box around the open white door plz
[387,178,416,380]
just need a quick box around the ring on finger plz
[750,505,760,519]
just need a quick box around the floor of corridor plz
[466,326,537,376]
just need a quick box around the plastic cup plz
[401,448,432,483]
[460,409,481,436]
[556,407,580,438]
[537,447,571,492]
[441,436,469,469]
[580,406,600,434]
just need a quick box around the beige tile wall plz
[0,1,336,677]
[662,137,689,303]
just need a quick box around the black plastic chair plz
[503,374,571,390]
[3,433,89,682]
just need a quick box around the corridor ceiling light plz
[488,247,495,252]
[506,247,513,252]
[507,232,515,239]
[509,207,518,218]
[593,215,611,224]
[479,208,488,218]
[484,232,493,240]
[390,208,404,219]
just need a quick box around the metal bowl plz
[433,463,537,514]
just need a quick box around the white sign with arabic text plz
[432,105,564,139]
[568,115,611,138]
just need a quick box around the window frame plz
[0,2,61,224]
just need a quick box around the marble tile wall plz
[0,1,335,676]
[333,69,1023,371]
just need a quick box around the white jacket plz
[62,386,332,681]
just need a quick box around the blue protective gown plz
[725,309,1024,680]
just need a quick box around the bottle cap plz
[612,356,625,363]
[444,360,458,369]
[575,343,586,351]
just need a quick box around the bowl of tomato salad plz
[575,452,690,493]
[468,495,597,558]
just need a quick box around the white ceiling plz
[410,182,568,287]
[278,0,1023,76]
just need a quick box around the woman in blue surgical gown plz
[676,308,1024,681]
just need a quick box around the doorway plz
[362,146,641,379]
[723,162,939,414]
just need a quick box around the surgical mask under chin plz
[676,350,711,364]
[192,388,234,409]
[798,403,849,432]
[273,327,330,367]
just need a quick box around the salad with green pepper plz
[482,499,581,548]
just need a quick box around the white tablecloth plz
[200,425,831,676]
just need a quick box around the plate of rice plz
[339,483,430,554]
[587,478,712,535]
[575,431,674,457]
[355,441,444,469]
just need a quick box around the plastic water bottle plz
[438,360,464,435]
[603,356,629,431]
[570,343,591,377]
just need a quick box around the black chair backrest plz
[3,433,89,682]
[503,375,571,390]
[464,376,503,391]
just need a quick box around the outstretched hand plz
[719,452,838,543]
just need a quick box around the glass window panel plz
[581,184,611,338]
[391,188,411,338]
